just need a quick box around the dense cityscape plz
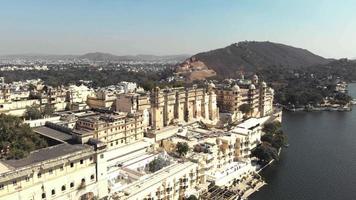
[0,67,284,199]
[1,1,356,200]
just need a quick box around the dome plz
[208,82,216,88]
[232,84,240,92]
[154,86,160,92]
[253,74,259,80]
[261,81,267,88]
[249,84,256,90]
[268,88,274,94]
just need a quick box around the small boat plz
[284,144,290,148]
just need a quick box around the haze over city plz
[1,0,356,58]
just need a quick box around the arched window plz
[61,185,66,191]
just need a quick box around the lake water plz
[251,83,356,200]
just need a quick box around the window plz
[90,175,95,180]
[51,189,55,195]
[81,178,85,183]
[37,173,42,178]
[0,184,4,190]
[100,154,104,159]
[13,180,17,186]
[49,169,53,174]
[70,182,74,188]
[60,166,64,171]
[80,159,83,164]
[70,162,74,168]
[61,185,66,191]
[42,193,46,199]
[25,177,30,182]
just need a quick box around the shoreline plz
[243,148,282,199]
[281,104,352,112]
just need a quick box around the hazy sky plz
[0,0,355,58]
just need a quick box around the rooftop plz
[2,143,92,169]
[122,162,197,198]
[34,126,73,143]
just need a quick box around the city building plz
[150,85,219,130]
[115,162,200,200]
[72,112,145,150]
[230,117,268,159]
[215,75,274,122]
[0,143,108,200]
[87,90,116,110]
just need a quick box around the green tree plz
[239,103,252,116]
[261,122,287,149]
[271,134,286,149]
[251,142,278,163]
[0,114,47,159]
[263,122,282,135]
[148,157,170,173]
[176,142,189,157]
[24,105,42,120]
[42,104,55,117]
[187,195,198,200]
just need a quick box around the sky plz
[0,0,355,58]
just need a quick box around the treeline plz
[0,67,175,91]
[251,121,286,164]
[256,62,355,106]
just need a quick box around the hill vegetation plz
[176,41,330,80]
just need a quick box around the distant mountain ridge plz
[176,41,331,81]
[0,52,190,62]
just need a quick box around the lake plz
[251,83,356,200]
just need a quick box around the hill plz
[176,41,330,81]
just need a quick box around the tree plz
[42,104,55,117]
[187,195,198,200]
[239,103,252,116]
[24,105,42,120]
[148,157,170,173]
[271,134,286,149]
[263,122,282,135]
[0,114,47,159]
[176,142,189,157]
[261,122,287,150]
[251,142,278,163]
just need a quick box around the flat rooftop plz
[122,162,196,198]
[34,126,73,143]
[2,143,92,169]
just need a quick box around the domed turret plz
[208,82,215,88]
[232,84,240,92]
[153,86,160,93]
[252,74,259,84]
[268,88,274,94]
[261,81,267,88]
[249,84,256,90]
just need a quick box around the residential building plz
[72,112,145,150]
[0,143,108,200]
